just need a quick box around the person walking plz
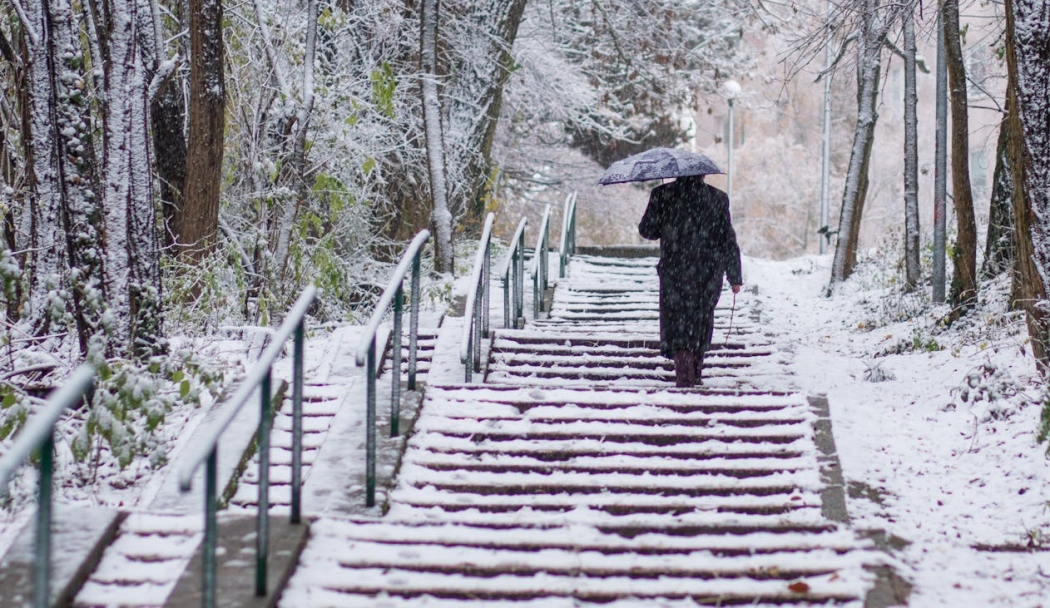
[638,175,743,387]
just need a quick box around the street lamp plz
[722,80,741,202]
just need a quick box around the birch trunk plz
[902,7,921,291]
[1007,0,1050,371]
[942,0,978,308]
[420,0,453,273]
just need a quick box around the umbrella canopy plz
[598,147,723,185]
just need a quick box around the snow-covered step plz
[275,253,878,606]
[228,387,343,513]
[282,519,875,606]
[231,328,439,513]
[73,513,201,608]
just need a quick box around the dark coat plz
[638,176,742,358]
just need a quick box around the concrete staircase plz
[277,254,883,607]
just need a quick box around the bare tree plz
[179,0,224,261]
[420,0,453,273]
[902,3,920,290]
[982,109,1016,281]
[141,0,188,250]
[442,0,527,232]
[830,0,893,285]
[1006,0,1050,371]
[95,0,165,357]
[942,0,977,309]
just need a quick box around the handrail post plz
[0,365,94,608]
[255,369,272,596]
[482,243,491,339]
[408,254,421,391]
[353,231,429,507]
[33,432,53,608]
[473,274,483,373]
[570,197,577,255]
[365,340,377,507]
[516,230,524,326]
[464,326,473,383]
[503,272,512,330]
[203,448,218,608]
[391,286,404,436]
[291,321,304,524]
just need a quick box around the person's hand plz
[731,284,742,294]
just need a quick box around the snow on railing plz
[531,204,552,319]
[354,230,430,507]
[0,364,94,608]
[558,191,577,279]
[177,284,316,607]
[498,217,528,330]
[460,214,495,382]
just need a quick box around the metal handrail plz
[558,192,577,278]
[531,204,552,318]
[0,364,94,608]
[460,213,495,382]
[498,217,528,329]
[354,229,429,507]
[178,284,316,607]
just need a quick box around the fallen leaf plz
[788,581,810,594]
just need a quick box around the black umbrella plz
[598,147,723,185]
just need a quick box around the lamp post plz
[722,80,741,202]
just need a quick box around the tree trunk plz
[902,7,921,291]
[50,0,106,356]
[455,0,527,230]
[1007,0,1050,372]
[942,0,978,308]
[983,110,1016,280]
[139,0,187,251]
[830,0,883,285]
[420,0,453,273]
[271,0,318,290]
[179,0,225,261]
[22,0,68,339]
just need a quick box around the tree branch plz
[6,0,39,47]
[815,33,858,82]
[884,37,930,73]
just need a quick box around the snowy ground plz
[746,253,1050,606]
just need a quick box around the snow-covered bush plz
[862,358,896,382]
[947,359,1036,421]
[70,353,227,475]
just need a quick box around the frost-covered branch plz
[6,0,39,46]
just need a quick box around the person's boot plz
[674,350,696,387]
[694,351,705,386]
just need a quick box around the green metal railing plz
[499,217,528,330]
[0,364,94,608]
[460,213,495,382]
[178,285,316,608]
[531,204,552,319]
[559,192,577,279]
[354,230,430,507]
